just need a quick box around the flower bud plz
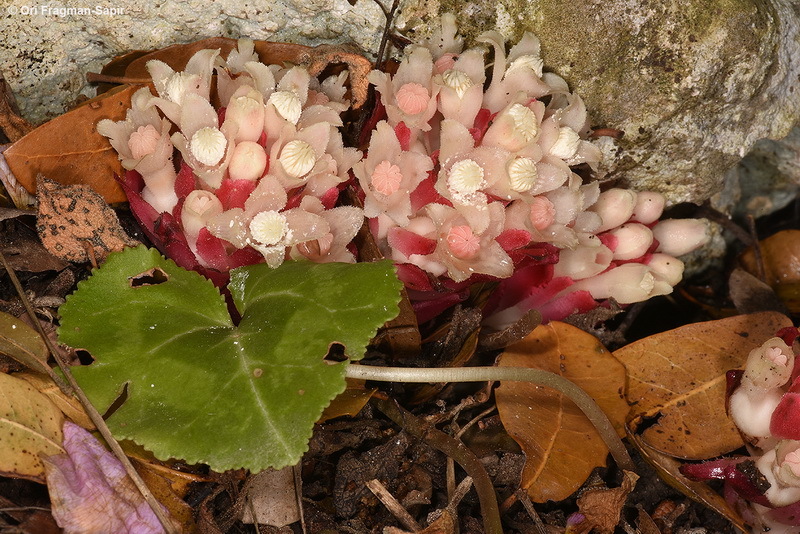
[228,141,267,182]
[606,223,654,260]
[182,190,223,246]
[631,191,665,224]
[591,189,636,232]
[652,218,710,256]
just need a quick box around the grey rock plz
[397,0,800,206]
[724,125,800,219]
[0,0,385,124]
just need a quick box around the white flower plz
[441,69,473,98]
[447,159,485,198]
[549,126,581,159]
[279,140,316,179]
[190,127,227,166]
[250,210,289,246]
[268,91,302,124]
[507,157,538,193]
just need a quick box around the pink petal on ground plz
[44,422,170,534]
[680,457,771,508]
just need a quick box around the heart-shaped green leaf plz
[58,246,401,471]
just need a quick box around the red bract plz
[771,392,800,440]
[681,458,772,508]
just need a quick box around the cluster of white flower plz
[98,40,363,272]
[356,15,709,323]
[99,20,709,323]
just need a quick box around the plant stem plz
[372,397,504,534]
[346,364,634,472]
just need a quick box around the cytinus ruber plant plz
[99,17,709,323]
[355,15,709,324]
[98,40,363,286]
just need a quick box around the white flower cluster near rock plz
[99,19,710,324]
[98,39,363,270]
[355,15,710,323]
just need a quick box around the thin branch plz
[366,478,421,532]
[373,0,401,70]
[347,364,634,472]
[85,72,151,85]
[0,250,178,534]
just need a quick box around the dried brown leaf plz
[36,177,137,263]
[17,372,94,430]
[728,268,787,315]
[739,229,800,287]
[0,73,35,142]
[572,471,639,534]
[496,322,628,502]
[615,312,792,459]
[0,371,65,482]
[384,509,456,534]
[0,312,49,375]
[240,467,300,527]
[319,379,377,422]
[4,84,139,204]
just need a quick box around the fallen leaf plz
[569,471,639,534]
[496,322,628,502]
[0,311,49,375]
[319,379,377,422]
[0,371,64,482]
[36,177,137,263]
[43,421,174,534]
[0,72,35,142]
[130,455,205,533]
[240,467,300,527]
[728,268,787,315]
[58,246,402,472]
[615,312,792,459]
[16,372,94,430]
[3,84,139,204]
[1,219,69,273]
[627,432,748,532]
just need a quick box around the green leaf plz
[58,246,401,471]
